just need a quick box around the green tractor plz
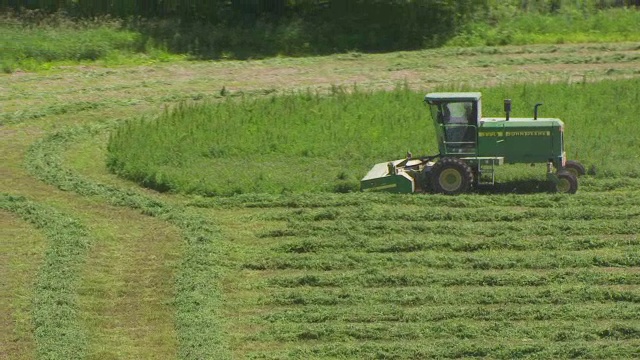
[361,92,585,195]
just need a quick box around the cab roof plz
[424,92,482,103]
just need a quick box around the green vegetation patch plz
[450,7,640,47]
[0,14,177,72]
[108,79,640,196]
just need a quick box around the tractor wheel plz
[564,160,586,178]
[431,157,474,195]
[555,171,578,194]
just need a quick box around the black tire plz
[431,157,474,195]
[555,171,578,194]
[564,160,586,178]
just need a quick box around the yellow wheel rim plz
[439,168,462,192]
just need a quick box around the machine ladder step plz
[461,157,504,185]
[478,163,496,185]
[478,157,503,185]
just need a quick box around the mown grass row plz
[262,302,640,323]
[24,123,230,359]
[270,234,637,253]
[258,218,640,238]
[187,180,640,209]
[242,248,639,271]
[265,269,640,288]
[108,78,640,195]
[257,320,640,342]
[262,285,640,307]
[256,203,640,222]
[0,194,89,359]
[0,99,133,126]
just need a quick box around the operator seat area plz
[439,101,478,154]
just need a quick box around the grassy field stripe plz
[259,302,640,324]
[189,189,640,210]
[257,218,640,239]
[77,205,181,358]
[242,247,640,271]
[0,208,47,360]
[260,285,640,306]
[24,124,231,359]
[264,268,640,288]
[260,205,640,223]
[269,233,640,254]
[0,194,90,359]
[172,210,230,360]
[253,319,640,342]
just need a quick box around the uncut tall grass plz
[0,13,174,72]
[107,79,640,196]
[450,8,640,46]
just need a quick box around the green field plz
[2,27,640,360]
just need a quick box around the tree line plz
[2,0,638,58]
[2,0,638,20]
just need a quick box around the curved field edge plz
[0,194,89,359]
[106,78,640,196]
[24,123,230,359]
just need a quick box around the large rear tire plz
[564,160,586,178]
[431,157,474,195]
[555,171,578,194]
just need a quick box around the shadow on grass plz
[128,11,456,61]
[475,179,554,195]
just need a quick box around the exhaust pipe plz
[534,103,543,120]
[504,99,511,121]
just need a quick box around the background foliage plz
[2,0,639,62]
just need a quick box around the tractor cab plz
[424,92,481,156]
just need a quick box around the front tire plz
[555,171,578,194]
[431,157,474,195]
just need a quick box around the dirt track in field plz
[3,43,640,120]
